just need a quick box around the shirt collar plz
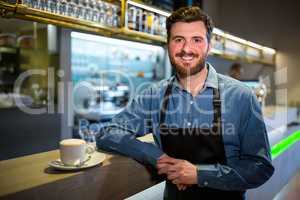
[172,62,219,91]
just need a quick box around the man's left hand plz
[157,155,198,185]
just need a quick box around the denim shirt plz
[96,63,274,191]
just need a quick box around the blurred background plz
[0,0,300,199]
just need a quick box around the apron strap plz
[212,87,222,135]
[159,80,173,126]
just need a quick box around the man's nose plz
[181,41,193,53]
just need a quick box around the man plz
[96,7,274,200]
[229,62,243,80]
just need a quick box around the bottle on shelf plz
[152,14,159,35]
[159,15,167,36]
[105,2,113,26]
[148,12,155,34]
[127,6,137,30]
[112,5,120,27]
[136,8,143,32]
[142,10,148,33]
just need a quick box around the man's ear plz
[207,42,212,53]
[166,43,170,53]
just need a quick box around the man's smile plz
[180,55,195,61]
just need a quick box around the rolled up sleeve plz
[197,92,274,191]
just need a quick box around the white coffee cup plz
[59,139,94,166]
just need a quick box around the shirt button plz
[190,101,193,105]
[204,181,208,186]
[187,122,191,126]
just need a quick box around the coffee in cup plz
[59,139,94,166]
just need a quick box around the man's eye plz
[174,38,183,43]
[193,38,202,43]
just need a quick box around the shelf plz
[0,1,167,45]
[210,51,274,66]
[0,0,276,65]
[16,4,121,36]
[0,46,17,54]
[119,28,166,44]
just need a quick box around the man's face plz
[168,21,211,77]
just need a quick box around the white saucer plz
[48,152,106,170]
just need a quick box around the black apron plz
[159,80,245,200]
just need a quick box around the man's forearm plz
[96,129,164,166]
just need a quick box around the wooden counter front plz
[0,136,159,200]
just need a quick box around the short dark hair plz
[230,63,242,71]
[166,6,214,42]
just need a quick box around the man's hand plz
[156,154,198,187]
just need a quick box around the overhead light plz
[212,28,225,37]
[127,0,171,17]
[71,32,163,51]
[213,28,276,55]
[262,47,276,54]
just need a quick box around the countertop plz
[0,135,158,200]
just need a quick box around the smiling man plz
[97,7,274,200]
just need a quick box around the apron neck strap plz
[212,87,222,133]
[159,80,173,126]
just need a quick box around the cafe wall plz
[20,28,49,96]
[0,19,61,160]
[0,19,59,101]
[203,0,300,106]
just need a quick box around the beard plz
[169,51,208,78]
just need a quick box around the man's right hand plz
[157,154,189,191]
[177,184,188,191]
